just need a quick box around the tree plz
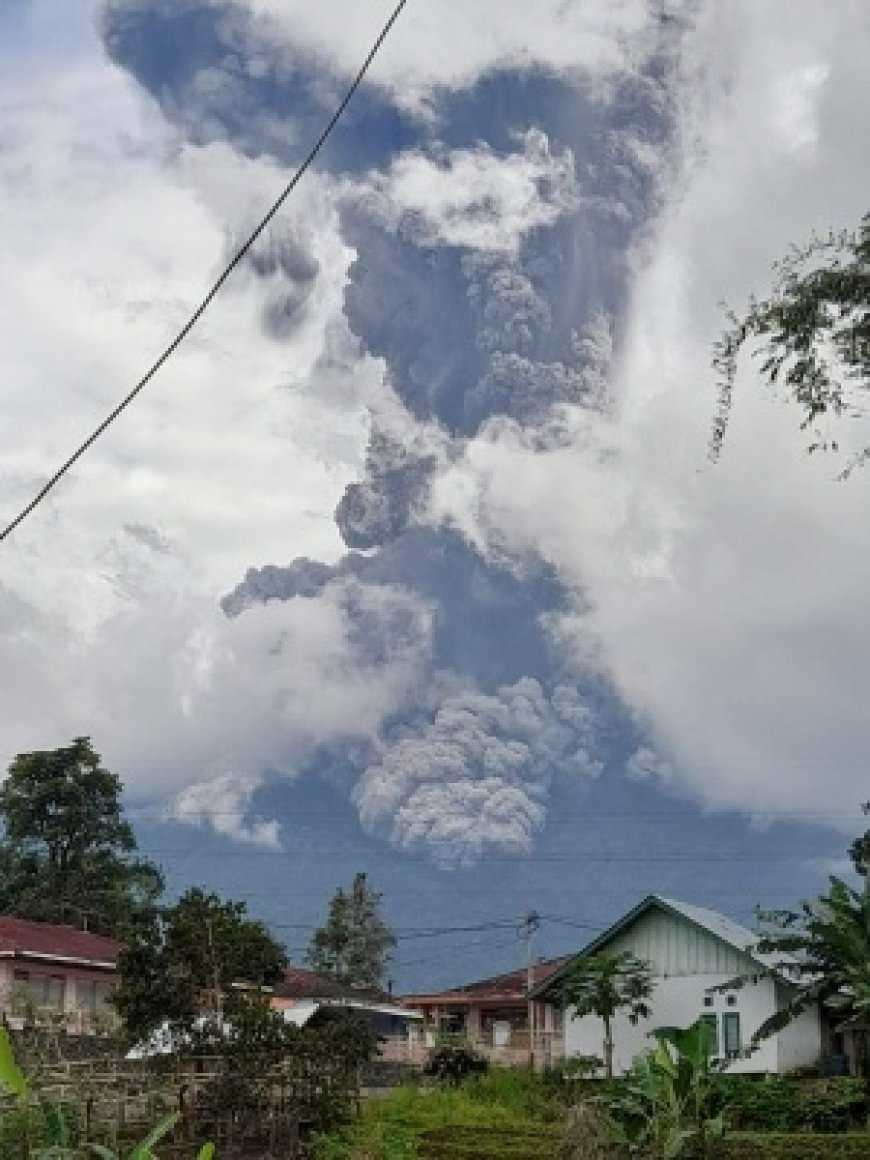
[712,211,870,474]
[752,804,870,1081]
[307,872,396,990]
[560,950,655,1079]
[114,886,287,1042]
[0,737,162,936]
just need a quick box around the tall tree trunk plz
[603,1015,614,1080]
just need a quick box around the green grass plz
[313,1069,566,1160]
[314,1069,870,1160]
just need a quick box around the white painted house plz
[534,895,832,1076]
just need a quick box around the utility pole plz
[520,910,541,1066]
[206,917,223,1023]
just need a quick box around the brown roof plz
[272,966,393,1005]
[0,916,119,969]
[400,956,571,1008]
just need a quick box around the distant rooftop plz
[0,915,118,969]
[400,956,570,1007]
[272,965,393,1005]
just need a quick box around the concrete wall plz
[563,973,788,1075]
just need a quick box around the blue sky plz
[1,0,869,991]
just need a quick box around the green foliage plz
[749,810,870,1073]
[190,999,377,1135]
[307,872,396,990]
[424,1045,488,1087]
[314,1071,564,1160]
[0,1025,76,1158]
[712,211,870,474]
[0,1026,212,1159]
[606,1019,722,1159]
[313,1066,870,1160]
[709,1075,868,1134]
[0,738,162,936]
[114,886,287,1041]
[462,1065,568,1123]
[561,953,655,1079]
[417,1124,561,1158]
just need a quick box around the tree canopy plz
[752,805,870,1076]
[712,211,870,474]
[115,886,287,1042]
[561,950,655,1079]
[306,872,396,991]
[0,737,162,936]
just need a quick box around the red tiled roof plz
[272,965,393,1005]
[0,916,119,968]
[399,956,570,1008]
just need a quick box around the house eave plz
[0,949,117,971]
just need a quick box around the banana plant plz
[0,1024,75,1158]
[87,1115,215,1160]
[605,1020,724,1159]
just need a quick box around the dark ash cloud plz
[101,0,685,860]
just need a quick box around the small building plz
[400,958,569,1065]
[533,895,833,1076]
[270,966,423,1047]
[0,915,119,1033]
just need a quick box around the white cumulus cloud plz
[168,772,281,849]
[359,131,577,256]
[423,0,870,834]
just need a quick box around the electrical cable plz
[0,0,409,544]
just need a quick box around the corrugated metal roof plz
[531,894,795,999]
[653,896,787,974]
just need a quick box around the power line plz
[143,806,867,821]
[268,917,527,941]
[0,0,409,544]
[136,846,847,864]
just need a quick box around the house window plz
[11,971,65,1015]
[722,1012,741,1058]
[726,995,737,1007]
[703,995,713,1008]
[76,980,115,1016]
[45,975,65,1011]
[11,970,31,1017]
[700,1013,719,1055]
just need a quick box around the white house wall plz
[564,973,781,1076]
[774,983,823,1072]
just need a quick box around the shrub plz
[709,1075,868,1134]
[718,1132,870,1159]
[424,1045,488,1087]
